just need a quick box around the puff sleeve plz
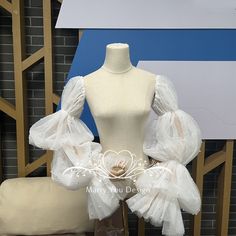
[29,76,94,150]
[143,75,202,165]
[29,76,101,189]
[28,76,127,220]
[126,75,202,236]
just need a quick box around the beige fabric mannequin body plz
[84,43,156,169]
[84,42,157,236]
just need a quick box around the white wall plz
[137,61,236,139]
[56,0,236,28]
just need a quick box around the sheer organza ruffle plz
[126,160,201,236]
[51,145,130,220]
[143,109,202,165]
[29,76,93,150]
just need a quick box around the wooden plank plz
[0,97,16,119]
[138,217,145,236]
[43,0,53,175]
[0,112,3,182]
[22,47,44,71]
[121,201,129,236]
[45,151,53,176]
[12,0,28,177]
[0,0,12,13]
[25,153,47,176]
[203,150,225,175]
[192,141,205,236]
[43,0,53,116]
[216,140,234,236]
[53,93,60,105]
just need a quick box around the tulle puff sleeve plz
[29,76,94,150]
[29,76,98,188]
[29,76,128,220]
[127,75,202,236]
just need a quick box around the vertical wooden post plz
[121,201,129,236]
[216,140,233,236]
[12,0,28,177]
[78,29,84,42]
[0,112,3,182]
[138,218,145,236]
[192,141,205,236]
[43,0,54,176]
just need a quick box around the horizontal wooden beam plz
[0,0,12,14]
[0,97,16,119]
[53,93,60,105]
[204,150,225,175]
[25,153,47,176]
[22,47,44,71]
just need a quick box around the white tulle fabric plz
[29,76,93,150]
[29,76,128,220]
[29,74,202,234]
[126,75,202,236]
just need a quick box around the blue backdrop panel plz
[57,29,236,136]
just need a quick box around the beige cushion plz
[0,177,94,235]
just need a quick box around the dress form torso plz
[84,43,156,165]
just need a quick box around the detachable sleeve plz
[28,76,127,220]
[143,74,202,165]
[127,75,203,236]
[28,76,99,191]
[29,76,94,150]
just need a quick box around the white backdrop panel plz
[137,61,236,140]
[56,0,236,29]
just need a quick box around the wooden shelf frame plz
[0,0,60,177]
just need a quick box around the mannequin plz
[84,43,156,235]
[84,43,156,169]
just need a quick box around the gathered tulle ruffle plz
[126,160,201,236]
[143,109,202,165]
[29,75,93,150]
[51,145,133,220]
[87,177,127,220]
[152,75,178,116]
[51,148,93,190]
[29,111,94,150]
